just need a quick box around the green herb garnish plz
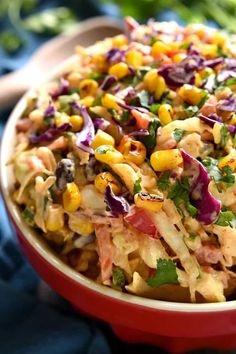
[133,176,142,194]
[147,259,178,288]
[141,118,160,150]
[220,124,230,148]
[22,206,35,227]
[157,171,171,191]
[112,267,126,288]
[215,210,236,227]
[95,146,113,154]
[172,128,186,143]
[137,90,150,109]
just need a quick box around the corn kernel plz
[101,93,124,110]
[199,67,214,79]
[79,79,98,98]
[69,115,83,132]
[46,204,64,232]
[194,73,202,87]
[151,41,170,57]
[112,34,128,48]
[63,182,81,213]
[69,214,95,236]
[228,114,236,125]
[158,104,173,125]
[218,153,236,171]
[212,32,227,47]
[179,84,206,106]
[55,112,70,127]
[212,123,222,144]
[125,50,143,69]
[91,54,106,71]
[91,129,115,150]
[184,34,200,45]
[94,145,123,164]
[144,69,166,99]
[150,149,183,172]
[94,172,121,194]
[134,192,164,212]
[108,62,130,79]
[78,96,94,107]
[67,72,82,88]
[121,140,146,165]
[173,53,186,63]
[201,44,218,58]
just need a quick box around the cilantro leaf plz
[141,118,160,150]
[220,124,230,148]
[147,259,178,288]
[172,128,186,143]
[133,177,142,194]
[186,203,198,218]
[112,267,125,288]
[225,77,236,86]
[157,171,171,191]
[137,90,150,109]
[150,103,160,113]
[221,166,235,185]
[22,206,35,227]
[184,104,199,117]
[95,146,112,154]
[215,211,236,227]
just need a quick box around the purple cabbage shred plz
[104,185,130,216]
[30,123,71,144]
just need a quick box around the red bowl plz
[1,19,236,353]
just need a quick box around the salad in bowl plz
[11,17,236,304]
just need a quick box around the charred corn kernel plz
[144,69,166,99]
[201,44,218,58]
[173,53,186,63]
[94,145,123,164]
[55,112,70,127]
[101,93,123,110]
[229,114,236,125]
[134,192,164,212]
[125,50,143,69]
[112,34,128,47]
[108,62,130,79]
[151,41,170,57]
[94,172,121,194]
[67,72,82,88]
[121,140,146,165]
[158,104,173,125]
[150,149,183,172]
[46,205,64,232]
[194,73,202,87]
[63,182,81,213]
[78,96,94,107]
[218,153,236,171]
[179,84,206,106]
[91,129,115,149]
[69,214,95,236]
[199,67,214,79]
[69,115,83,131]
[79,79,98,97]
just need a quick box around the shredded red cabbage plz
[204,57,224,68]
[73,102,95,154]
[198,114,219,127]
[50,78,69,99]
[201,74,215,92]
[181,150,221,224]
[217,70,236,83]
[104,185,130,216]
[115,86,136,100]
[30,123,71,144]
[117,101,149,113]
[93,118,110,131]
[129,129,149,136]
[100,75,117,90]
[44,103,56,117]
[217,95,236,112]
[106,48,124,63]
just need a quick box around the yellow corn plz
[201,44,218,58]
[108,62,130,79]
[67,72,82,88]
[199,67,214,79]
[91,54,106,71]
[69,214,94,236]
[94,145,123,164]
[194,73,202,87]
[134,192,164,212]
[158,104,173,125]
[184,34,200,45]
[91,129,115,150]
[63,182,81,213]
[94,172,121,194]
[151,41,170,57]
[79,79,98,98]
[144,69,166,99]
[212,32,227,47]
[121,140,146,165]
[101,93,124,110]
[150,149,183,172]
[55,112,70,127]
[125,50,143,69]
[228,114,236,125]
[112,34,128,48]
[46,204,64,232]
[173,53,186,63]
[78,96,94,107]
[69,115,83,132]
[218,153,236,171]
[179,84,206,106]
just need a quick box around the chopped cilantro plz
[198,90,209,108]
[221,166,235,185]
[225,77,236,86]
[186,203,198,218]
[112,267,125,288]
[133,177,142,194]
[141,118,160,150]
[147,259,178,288]
[95,146,112,154]
[157,171,171,191]
[92,94,102,107]
[59,93,79,113]
[90,73,106,80]
[184,104,199,117]
[172,128,186,143]
[150,103,160,113]
[137,90,150,109]
[215,211,236,227]
[120,110,130,122]
[22,206,35,227]
[43,116,52,126]
[220,124,230,148]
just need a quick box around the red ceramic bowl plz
[1,19,236,353]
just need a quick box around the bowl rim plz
[1,20,236,313]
